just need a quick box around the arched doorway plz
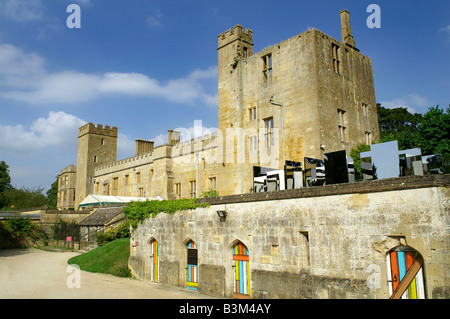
[186,240,198,290]
[387,245,425,299]
[150,239,159,283]
[232,241,250,299]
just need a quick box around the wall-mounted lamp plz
[217,210,227,222]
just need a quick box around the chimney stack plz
[135,139,154,156]
[340,10,357,50]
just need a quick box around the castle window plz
[332,43,341,74]
[93,156,97,163]
[101,138,105,145]
[337,109,346,142]
[136,172,141,184]
[112,177,118,196]
[175,183,181,199]
[138,187,144,197]
[249,136,257,152]
[243,47,248,58]
[264,117,274,148]
[190,181,196,199]
[362,102,370,127]
[362,103,369,117]
[365,132,372,145]
[125,175,129,186]
[249,107,256,121]
[209,177,217,191]
[300,231,310,267]
[262,54,272,82]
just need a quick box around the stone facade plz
[128,174,449,299]
[58,10,379,208]
[57,165,77,210]
[216,10,379,195]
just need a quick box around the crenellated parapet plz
[78,123,118,138]
[171,132,219,157]
[218,24,253,49]
[95,151,154,175]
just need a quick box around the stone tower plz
[216,11,379,196]
[217,25,255,195]
[75,123,118,208]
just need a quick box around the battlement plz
[218,24,253,49]
[171,131,218,157]
[95,151,154,174]
[78,123,118,138]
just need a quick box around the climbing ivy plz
[123,198,209,229]
[230,51,241,72]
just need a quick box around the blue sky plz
[0,0,448,191]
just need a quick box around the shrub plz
[110,261,131,277]
[93,220,130,246]
[5,216,33,237]
[2,215,47,247]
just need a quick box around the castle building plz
[57,10,379,210]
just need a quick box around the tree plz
[0,187,49,211]
[418,105,450,156]
[46,177,59,210]
[377,104,422,150]
[0,161,13,193]
[418,105,450,174]
[350,143,371,181]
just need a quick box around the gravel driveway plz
[0,248,213,299]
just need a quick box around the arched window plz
[387,245,425,299]
[232,241,250,298]
[186,240,198,290]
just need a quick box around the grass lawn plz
[68,238,131,277]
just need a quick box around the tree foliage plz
[0,186,50,211]
[417,105,450,156]
[350,143,371,181]
[0,161,13,193]
[0,162,58,211]
[353,104,450,175]
[46,177,59,210]
[377,104,423,150]
[377,104,449,157]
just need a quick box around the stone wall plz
[128,174,449,299]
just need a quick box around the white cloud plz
[0,0,44,21]
[440,25,450,36]
[380,94,430,114]
[146,9,163,27]
[0,44,46,88]
[0,43,218,107]
[0,111,86,153]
